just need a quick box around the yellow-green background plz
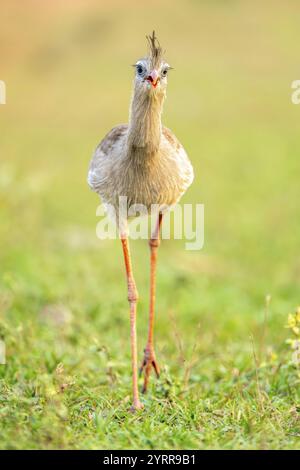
[0,0,300,449]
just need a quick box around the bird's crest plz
[146,31,163,68]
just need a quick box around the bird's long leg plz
[121,235,143,411]
[140,213,163,393]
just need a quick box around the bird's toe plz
[129,401,144,413]
[139,346,161,393]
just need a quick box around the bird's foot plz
[139,345,160,394]
[129,400,144,413]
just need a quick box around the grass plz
[0,0,300,449]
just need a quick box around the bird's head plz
[133,31,172,98]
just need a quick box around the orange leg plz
[121,236,143,411]
[140,213,162,393]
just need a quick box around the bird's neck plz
[127,85,165,163]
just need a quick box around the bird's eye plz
[136,65,144,75]
[161,68,168,77]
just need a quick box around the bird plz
[88,31,194,411]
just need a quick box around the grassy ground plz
[0,0,300,449]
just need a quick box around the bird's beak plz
[146,69,159,88]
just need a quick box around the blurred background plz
[0,0,300,449]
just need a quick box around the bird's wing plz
[87,124,128,193]
[162,126,194,193]
[162,126,183,152]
